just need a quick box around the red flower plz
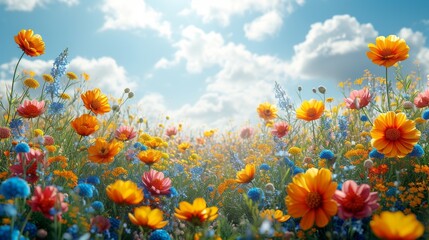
[414,89,429,108]
[10,149,44,183]
[91,215,111,233]
[142,169,171,196]
[271,122,290,138]
[165,126,178,137]
[240,127,254,139]
[344,88,371,109]
[16,99,45,118]
[27,185,68,220]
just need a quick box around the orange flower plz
[178,142,191,152]
[260,209,291,223]
[370,111,420,158]
[128,206,168,229]
[174,198,218,225]
[14,29,45,57]
[370,211,424,239]
[137,149,163,165]
[367,35,409,68]
[106,180,143,205]
[71,114,99,136]
[81,88,111,115]
[257,102,278,121]
[88,138,123,164]
[235,164,256,183]
[285,168,338,230]
[296,99,324,121]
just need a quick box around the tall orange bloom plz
[285,168,338,230]
[128,206,168,229]
[260,209,291,223]
[367,35,409,68]
[296,99,324,121]
[370,111,420,158]
[257,102,278,121]
[235,164,256,183]
[14,29,45,57]
[174,198,218,225]
[106,180,143,205]
[81,88,111,115]
[370,211,424,239]
[71,114,99,136]
[88,138,123,164]
[137,149,163,165]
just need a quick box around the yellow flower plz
[33,129,44,137]
[137,149,163,165]
[128,206,168,229]
[66,72,78,80]
[288,147,302,155]
[14,29,45,57]
[42,74,54,83]
[326,97,334,103]
[235,164,256,184]
[82,72,90,81]
[370,111,420,158]
[285,168,338,230]
[178,142,191,152]
[370,211,424,239]
[60,93,71,100]
[260,209,291,223]
[367,35,409,68]
[23,78,40,89]
[106,180,143,205]
[257,102,278,121]
[45,145,57,153]
[203,129,215,138]
[296,99,325,121]
[174,198,218,225]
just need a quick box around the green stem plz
[360,108,373,126]
[19,210,33,239]
[6,52,25,123]
[385,67,391,111]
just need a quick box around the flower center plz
[306,108,317,118]
[343,193,365,212]
[381,49,394,59]
[385,128,401,141]
[264,109,272,116]
[90,100,101,110]
[306,192,322,209]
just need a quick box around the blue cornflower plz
[48,102,65,115]
[423,110,429,120]
[360,115,369,121]
[0,177,30,199]
[386,187,398,197]
[284,156,295,167]
[45,82,61,97]
[86,176,101,185]
[190,167,204,180]
[149,229,171,240]
[51,48,69,80]
[74,183,94,198]
[109,218,120,229]
[0,204,17,217]
[407,144,424,158]
[369,148,384,159]
[247,187,263,202]
[259,163,270,171]
[15,142,30,153]
[91,201,104,212]
[319,149,335,160]
[293,167,304,175]
[65,225,79,240]
[9,119,26,138]
[0,225,27,240]
[207,186,214,192]
[23,222,37,238]
[167,187,178,198]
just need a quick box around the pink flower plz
[142,169,171,196]
[271,122,290,138]
[43,135,55,146]
[11,149,44,183]
[91,215,111,233]
[114,126,137,141]
[16,99,45,118]
[333,180,379,220]
[240,127,254,139]
[414,89,429,108]
[344,88,371,109]
[27,185,68,220]
[165,126,178,137]
[0,127,11,139]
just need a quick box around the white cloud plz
[182,0,304,41]
[244,11,283,41]
[289,14,378,80]
[0,56,137,97]
[0,0,78,11]
[153,26,289,129]
[100,0,171,38]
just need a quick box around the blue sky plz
[1,0,429,131]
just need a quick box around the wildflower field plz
[0,29,429,240]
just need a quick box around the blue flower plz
[0,204,17,217]
[0,225,27,240]
[293,167,304,175]
[207,186,214,192]
[167,187,178,198]
[15,142,30,153]
[0,177,30,199]
[386,187,398,197]
[86,176,101,185]
[259,163,270,171]
[284,157,295,167]
[74,183,94,198]
[51,48,69,80]
[48,102,65,115]
[91,201,104,212]
[23,222,37,238]
[319,149,335,160]
[247,187,264,202]
[45,81,62,97]
[369,148,384,159]
[407,144,424,158]
[423,110,429,120]
[360,115,369,121]
[149,229,171,240]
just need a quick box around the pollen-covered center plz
[264,109,272,116]
[306,108,317,118]
[90,100,102,110]
[385,128,401,141]
[381,49,394,59]
[306,192,322,209]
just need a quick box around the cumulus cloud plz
[0,0,78,11]
[289,14,378,81]
[0,56,137,97]
[100,0,171,38]
[152,25,289,129]
[182,0,304,41]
